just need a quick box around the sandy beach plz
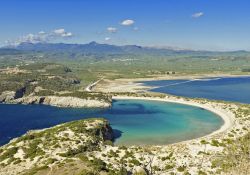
[94,74,250,93]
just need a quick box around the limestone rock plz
[133,166,148,175]
[0,91,16,102]
[5,95,111,108]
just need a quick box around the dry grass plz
[214,132,250,175]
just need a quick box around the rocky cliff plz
[0,91,111,108]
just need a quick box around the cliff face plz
[97,121,114,141]
[0,91,111,108]
[14,96,111,108]
[0,91,16,102]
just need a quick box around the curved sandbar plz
[112,95,235,141]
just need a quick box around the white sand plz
[94,74,250,93]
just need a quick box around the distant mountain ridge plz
[2,42,249,56]
[0,48,25,55]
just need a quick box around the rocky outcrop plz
[0,91,16,102]
[13,96,44,104]
[0,118,114,175]
[0,92,111,108]
[43,96,111,108]
[98,121,114,141]
[133,166,148,175]
[0,87,26,103]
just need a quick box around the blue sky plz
[0,0,250,51]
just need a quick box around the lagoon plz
[141,76,250,104]
[0,99,223,146]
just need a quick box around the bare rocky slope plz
[0,90,112,108]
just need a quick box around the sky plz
[0,0,250,51]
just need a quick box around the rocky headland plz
[0,91,111,108]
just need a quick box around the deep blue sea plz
[141,76,250,104]
[0,100,223,146]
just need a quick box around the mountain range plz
[1,42,249,57]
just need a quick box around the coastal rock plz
[13,96,44,104]
[98,122,114,141]
[9,95,111,108]
[43,96,111,108]
[0,87,26,103]
[133,166,148,175]
[0,91,16,102]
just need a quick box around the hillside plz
[0,118,114,175]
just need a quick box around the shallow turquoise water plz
[0,100,223,146]
[141,76,250,104]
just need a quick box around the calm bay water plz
[0,100,223,146]
[141,76,250,104]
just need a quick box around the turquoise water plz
[0,100,223,146]
[141,76,250,104]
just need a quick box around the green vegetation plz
[0,63,80,96]
[1,50,249,103]
[57,91,112,103]
[211,105,250,174]
[1,50,250,90]
[0,118,117,175]
[0,50,250,174]
[177,165,186,172]
[0,146,18,162]
[213,132,250,174]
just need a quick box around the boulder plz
[0,91,16,102]
[133,166,148,175]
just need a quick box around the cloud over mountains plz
[5,28,73,46]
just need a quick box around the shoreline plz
[112,95,235,144]
[94,74,250,93]
[136,74,250,94]
[0,94,248,175]
[114,73,250,82]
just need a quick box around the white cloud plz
[121,19,135,26]
[61,32,73,37]
[105,37,111,41]
[192,12,204,18]
[54,28,65,35]
[6,28,73,46]
[53,28,73,37]
[107,27,117,33]
[38,31,46,35]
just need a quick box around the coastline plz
[116,73,250,82]
[94,74,250,93]
[1,80,249,175]
[0,92,112,108]
[112,95,235,143]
